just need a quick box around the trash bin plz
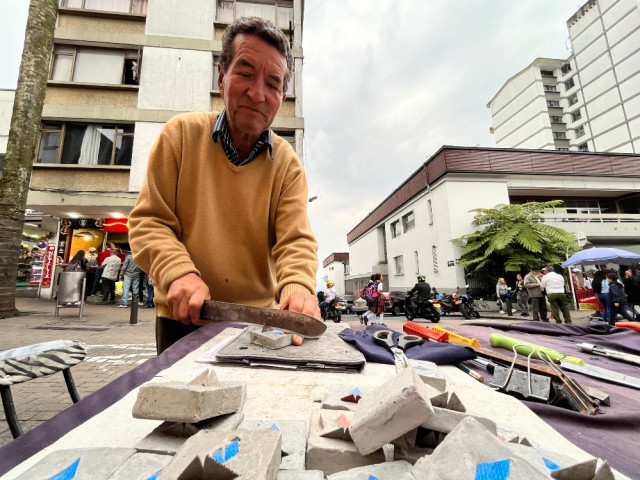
[55,272,86,319]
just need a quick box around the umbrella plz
[562,247,640,267]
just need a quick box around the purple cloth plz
[338,324,476,365]
[450,322,640,479]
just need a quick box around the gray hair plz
[219,16,292,94]
[546,266,555,273]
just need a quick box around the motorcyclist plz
[407,275,432,309]
[319,281,336,318]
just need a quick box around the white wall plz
[0,90,14,155]
[128,121,165,191]
[323,261,347,297]
[146,0,214,39]
[348,232,381,280]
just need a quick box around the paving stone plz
[250,329,293,349]
[15,448,136,480]
[421,406,497,435]
[409,360,447,392]
[136,411,245,455]
[507,443,597,480]
[277,470,324,480]
[107,453,171,480]
[306,410,386,475]
[349,368,434,455]
[159,429,282,480]
[322,385,370,411]
[327,460,413,479]
[239,419,308,470]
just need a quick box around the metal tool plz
[474,347,559,379]
[373,330,423,372]
[576,343,640,367]
[558,361,640,390]
[488,344,551,402]
[490,334,585,365]
[198,300,326,338]
[538,351,601,415]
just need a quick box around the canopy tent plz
[562,247,640,267]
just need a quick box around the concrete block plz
[16,448,136,480]
[445,392,466,412]
[421,406,497,435]
[132,373,246,422]
[107,453,171,480]
[593,461,615,480]
[322,385,370,411]
[318,409,353,441]
[239,419,308,471]
[158,429,281,480]
[251,329,293,349]
[429,390,448,408]
[391,428,418,450]
[277,471,325,480]
[394,444,433,465]
[409,359,447,392]
[507,443,597,480]
[327,460,413,479]
[349,368,434,455]
[306,410,385,475]
[136,411,245,455]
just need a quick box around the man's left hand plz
[276,290,322,346]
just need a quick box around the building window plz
[550,116,563,123]
[561,63,572,75]
[60,0,148,14]
[543,85,557,92]
[553,132,567,140]
[575,125,585,138]
[568,93,578,106]
[547,100,560,108]
[402,211,415,232]
[390,220,401,238]
[414,251,419,274]
[578,142,589,152]
[571,110,582,122]
[216,0,293,29]
[540,70,555,77]
[427,199,433,225]
[36,122,134,166]
[564,77,575,90]
[50,46,140,85]
[432,245,438,273]
[394,255,404,276]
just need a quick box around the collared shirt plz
[212,109,273,167]
[540,272,566,295]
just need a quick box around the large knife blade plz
[196,300,326,338]
[559,361,640,390]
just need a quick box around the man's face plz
[218,34,287,140]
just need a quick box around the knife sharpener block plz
[132,380,247,423]
[250,330,293,350]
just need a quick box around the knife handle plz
[489,334,585,366]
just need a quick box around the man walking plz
[100,249,121,305]
[524,267,548,322]
[118,253,142,308]
[540,266,571,324]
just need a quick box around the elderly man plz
[129,17,319,354]
[540,266,571,324]
[524,267,548,322]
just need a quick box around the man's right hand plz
[167,273,211,325]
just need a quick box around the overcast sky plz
[0,1,582,288]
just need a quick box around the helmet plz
[327,281,334,287]
[417,275,426,282]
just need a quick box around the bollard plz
[130,293,139,325]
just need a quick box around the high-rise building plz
[20,1,305,292]
[488,0,640,153]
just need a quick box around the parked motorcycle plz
[439,288,480,319]
[321,297,343,323]
[404,293,441,323]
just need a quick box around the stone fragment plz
[409,359,447,392]
[445,391,466,412]
[136,411,245,455]
[277,471,325,480]
[322,385,370,411]
[422,406,497,435]
[239,419,308,471]
[391,428,418,450]
[429,391,448,408]
[593,461,615,480]
[251,329,293,349]
[507,443,597,480]
[15,448,136,480]
[319,409,353,441]
[327,460,413,479]
[394,444,434,465]
[306,410,385,475]
[349,368,434,455]
[132,376,246,423]
[108,453,172,480]
[158,429,281,480]
[189,368,219,386]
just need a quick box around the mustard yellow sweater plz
[129,112,318,320]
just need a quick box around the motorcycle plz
[404,293,441,323]
[439,288,480,319]
[321,297,342,323]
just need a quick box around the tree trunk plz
[0,0,58,318]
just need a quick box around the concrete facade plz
[489,0,640,154]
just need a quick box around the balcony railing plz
[541,213,640,224]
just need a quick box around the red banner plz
[41,242,57,288]
[103,217,129,232]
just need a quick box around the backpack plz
[361,282,377,302]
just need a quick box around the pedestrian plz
[583,271,593,290]
[128,17,319,354]
[145,275,155,308]
[100,249,122,305]
[64,250,89,273]
[540,266,571,324]
[496,278,513,316]
[91,243,119,295]
[118,253,142,308]
[359,276,375,325]
[606,272,635,324]
[592,267,609,324]
[524,267,548,322]
[369,273,386,325]
[515,273,529,316]
[622,269,639,320]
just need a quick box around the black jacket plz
[623,276,640,304]
[608,282,627,306]
[407,281,431,300]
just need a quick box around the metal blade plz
[560,362,640,390]
[197,300,326,338]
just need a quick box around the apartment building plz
[321,252,349,296]
[345,146,640,296]
[20,0,305,293]
[488,0,640,154]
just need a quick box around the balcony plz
[541,213,640,240]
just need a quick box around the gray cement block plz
[107,453,171,480]
[507,443,597,480]
[16,448,136,480]
[429,390,448,408]
[318,409,353,441]
[251,329,293,349]
[327,460,413,479]
[277,471,325,480]
[394,445,433,465]
[158,429,282,480]
[421,406,497,435]
[136,411,245,455]
[349,368,435,455]
[445,391,466,412]
[239,419,308,471]
[593,461,615,480]
[409,360,447,392]
[132,380,246,423]
[322,385,370,411]
[306,410,386,475]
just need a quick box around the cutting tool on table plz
[373,330,424,372]
[196,300,326,338]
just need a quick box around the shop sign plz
[104,217,129,232]
[41,243,57,288]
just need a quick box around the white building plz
[489,0,640,154]
[321,252,349,297]
[345,146,640,296]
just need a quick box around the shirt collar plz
[212,109,273,160]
